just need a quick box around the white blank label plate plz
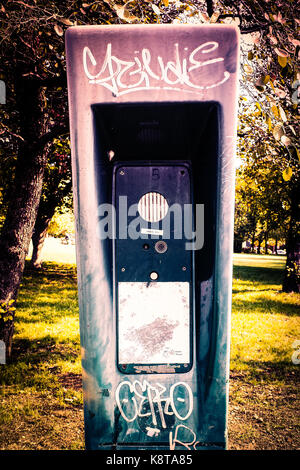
[118,282,190,364]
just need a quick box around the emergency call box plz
[113,162,193,374]
[66,24,239,451]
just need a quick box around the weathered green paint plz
[66,24,240,450]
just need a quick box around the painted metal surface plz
[65,24,240,450]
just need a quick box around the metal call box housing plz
[66,24,239,450]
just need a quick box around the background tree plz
[215,0,299,291]
[30,135,72,268]
[235,148,290,254]
[0,0,118,360]
[0,0,189,361]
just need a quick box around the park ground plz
[0,240,299,450]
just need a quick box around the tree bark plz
[282,182,300,293]
[31,218,52,269]
[0,152,46,360]
[0,78,46,362]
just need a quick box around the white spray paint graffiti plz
[116,379,200,449]
[169,424,201,450]
[116,380,193,427]
[83,42,230,96]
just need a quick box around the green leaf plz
[266,115,272,131]
[256,102,262,113]
[271,105,279,118]
[282,167,292,181]
[278,55,287,68]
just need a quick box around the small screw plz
[182,266,187,271]
[120,170,125,175]
[121,267,125,272]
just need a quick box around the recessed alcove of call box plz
[66,24,239,451]
[93,101,221,374]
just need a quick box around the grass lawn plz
[0,253,299,450]
[229,254,299,449]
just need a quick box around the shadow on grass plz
[232,297,298,316]
[1,336,80,388]
[23,261,77,280]
[230,360,299,384]
[233,265,285,286]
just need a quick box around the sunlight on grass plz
[231,255,300,377]
[233,253,286,270]
[0,262,81,393]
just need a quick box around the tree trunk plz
[251,231,256,253]
[257,234,262,254]
[0,78,46,362]
[0,152,45,360]
[31,218,52,269]
[264,232,268,255]
[282,182,300,293]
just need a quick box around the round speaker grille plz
[138,192,169,223]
